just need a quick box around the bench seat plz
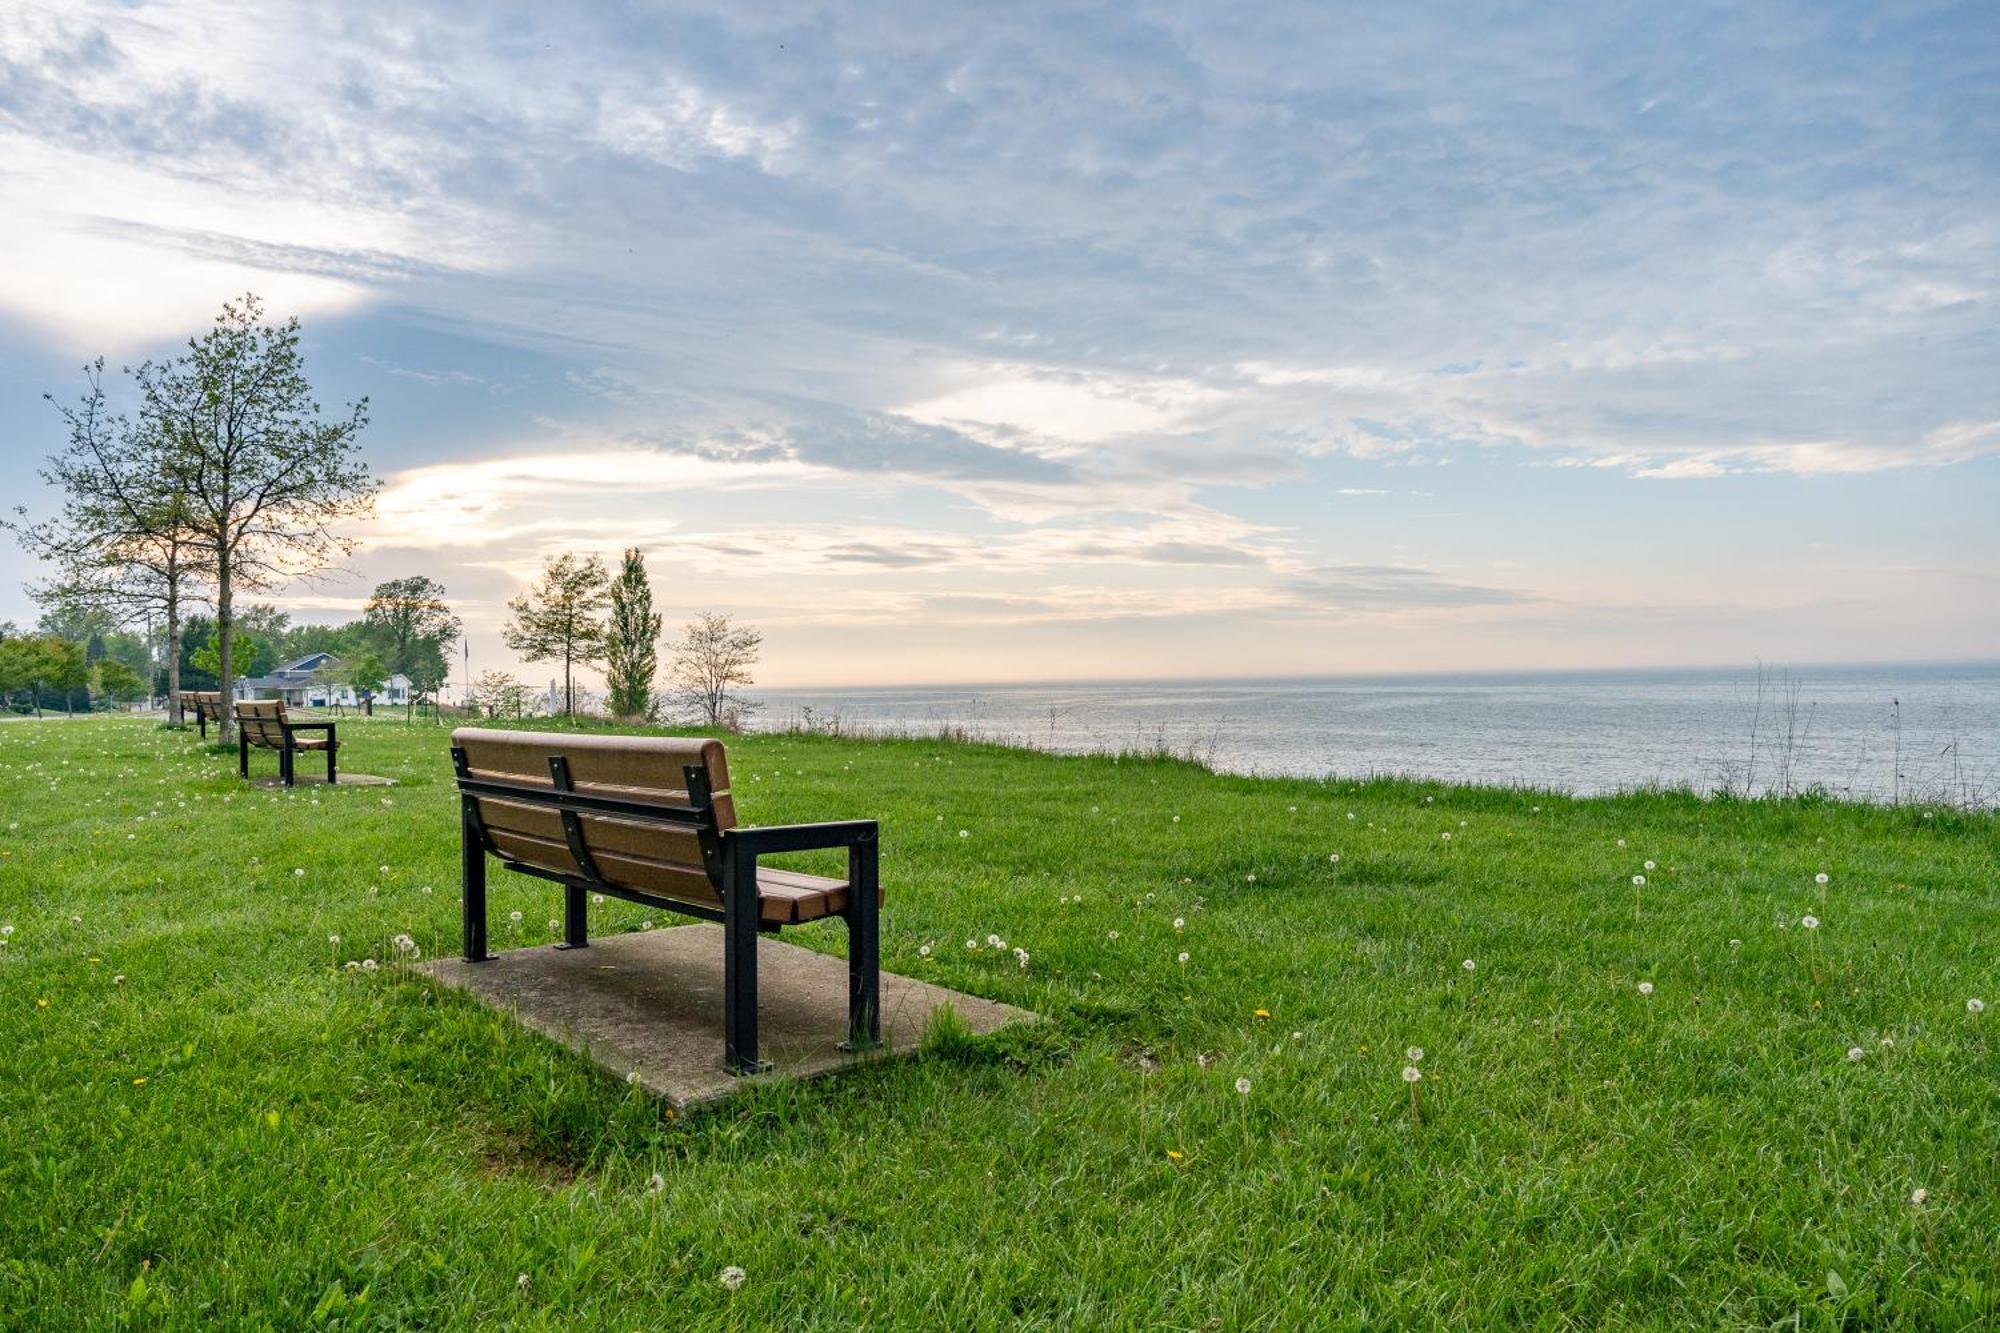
[481,825,864,924]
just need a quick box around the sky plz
[2,1,1996,691]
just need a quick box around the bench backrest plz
[186,691,224,720]
[451,729,737,910]
[235,699,290,748]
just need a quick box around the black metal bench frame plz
[239,716,339,786]
[451,748,880,1076]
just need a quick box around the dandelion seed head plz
[1910,1188,1928,1205]
[1402,1066,1422,1083]
[1177,951,1190,965]
[1462,959,1476,972]
[1406,1046,1423,1062]
[1801,915,1820,930]
[1969,998,1986,1014]
[719,1266,747,1291]
[1815,872,1829,885]
[1637,981,1654,995]
[1847,1046,1865,1062]
[1235,1077,1252,1095]
[1643,860,1657,871]
[1632,875,1646,887]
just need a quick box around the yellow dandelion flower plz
[1165,1149,1185,1163]
[133,1077,147,1086]
[1254,1008,1272,1020]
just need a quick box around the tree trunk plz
[216,548,234,743]
[164,562,184,726]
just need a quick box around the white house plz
[232,652,413,708]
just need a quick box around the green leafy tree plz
[176,616,218,691]
[362,576,460,715]
[45,638,91,715]
[192,632,262,682]
[344,649,389,713]
[604,548,661,719]
[502,554,610,720]
[0,636,52,714]
[666,611,763,728]
[146,295,378,741]
[96,658,146,703]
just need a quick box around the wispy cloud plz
[2,1,1996,681]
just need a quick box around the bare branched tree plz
[5,360,207,722]
[666,611,762,728]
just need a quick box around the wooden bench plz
[450,728,881,1075]
[185,690,225,739]
[235,699,339,786]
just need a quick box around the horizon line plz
[748,654,2000,695]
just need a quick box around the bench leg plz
[282,743,295,787]
[326,744,337,785]
[841,836,882,1052]
[238,733,248,779]
[722,847,770,1075]
[461,798,489,962]
[558,883,588,949]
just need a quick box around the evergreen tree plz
[604,548,661,719]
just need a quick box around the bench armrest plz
[285,722,336,737]
[726,820,878,856]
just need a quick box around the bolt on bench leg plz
[842,837,882,1052]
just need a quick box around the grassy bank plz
[1,713,1995,1328]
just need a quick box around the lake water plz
[753,662,2000,804]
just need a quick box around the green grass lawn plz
[1,714,1994,1329]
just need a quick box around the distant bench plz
[449,728,881,1075]
[235,700,339,786]
[184,690,225,739]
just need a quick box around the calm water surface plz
[754,663,2000,803]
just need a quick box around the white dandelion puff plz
[719,1266,746,1291]
[1801,915,1820,930]
[1235,1076,1252,1095]
[1406,1046,1424,1062]
[1638,981,1654,995]
[1402,1066,1422,1083]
